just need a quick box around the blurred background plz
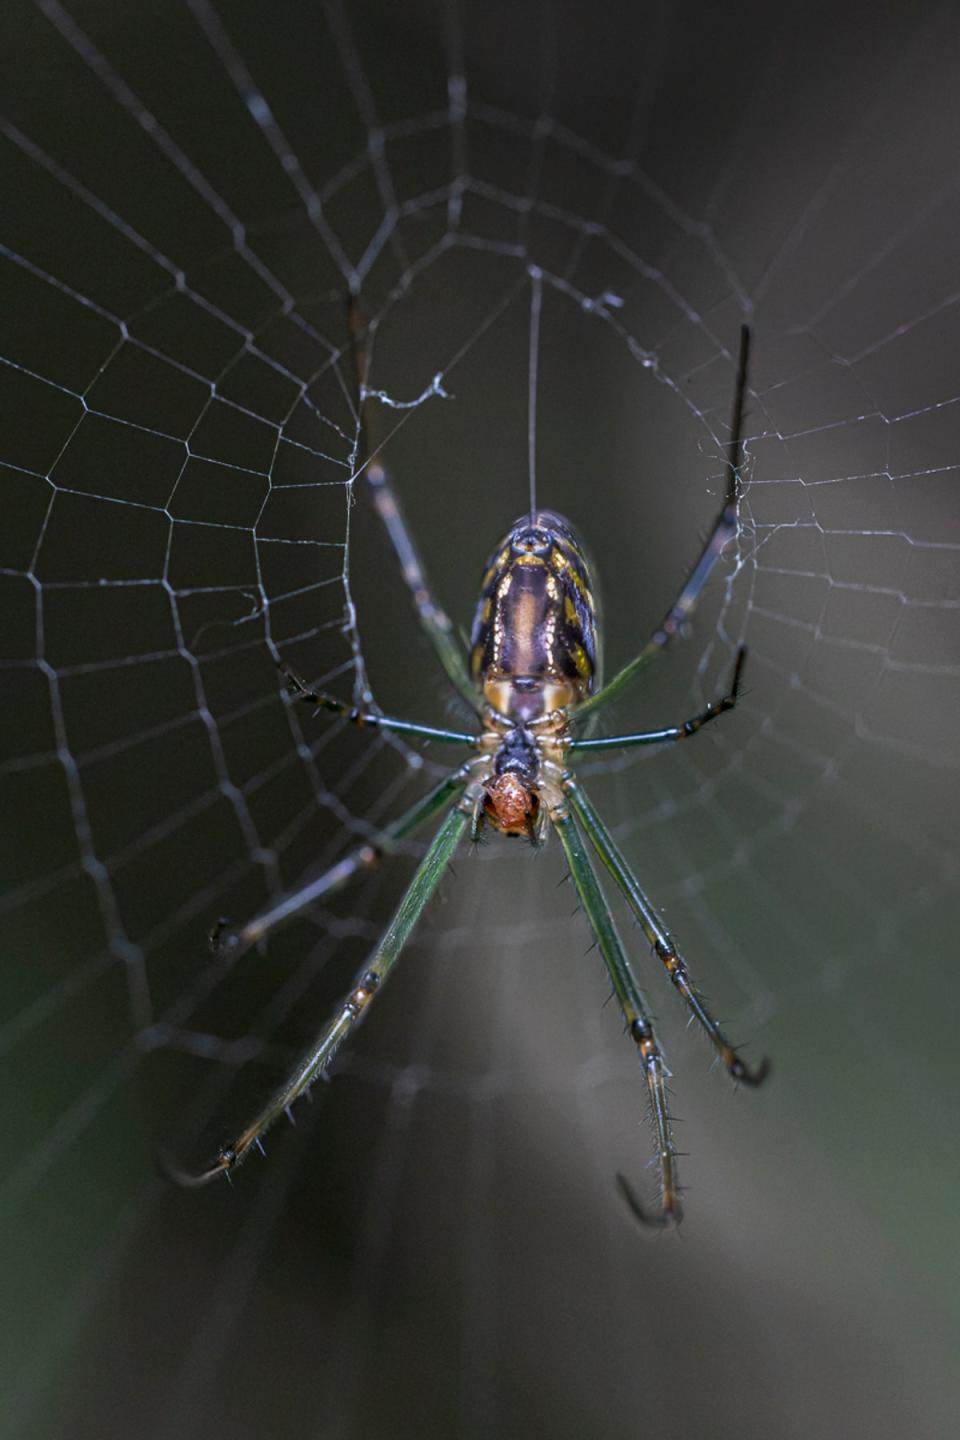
[2,1,958,1436]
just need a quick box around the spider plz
[175,324,769,1225]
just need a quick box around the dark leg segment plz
[173,804,470,1186]
[571,648,746,753]
[210,769,471,957]
[281,663,476,746]
[572,326,751,723]
[566,779,769,1086]
[552,806,682,1226]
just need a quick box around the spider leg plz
[365,461,478,708]
[347,296,478,710]
[211,766,473,958]
[566,778,769,1087]
[573,325,751,724]
[551,803,682,1227]
[171,802,470,1186]
[280,663,476,746]
[571,648,746,753]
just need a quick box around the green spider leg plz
[566,779,769,1088]
[173,802,470,1186]
[210,766,473,958]
[572,325,751,726]
[552,805,682,1227]
[364,461,478,709]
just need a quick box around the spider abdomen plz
[469,510,599,722]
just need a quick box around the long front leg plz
[573,326,751,724]
[171,803,470,1186]
[348,296,478,709]
[365,461,479,708]
[551,804,682,1226]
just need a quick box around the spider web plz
[2,2,958,1437]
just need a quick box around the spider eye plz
[513,527,549,554]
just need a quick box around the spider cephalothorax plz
[176,324,769,1229]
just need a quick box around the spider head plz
[509,509,578,557]
[482,772,541,842]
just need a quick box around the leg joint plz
[629,1017,661,1062]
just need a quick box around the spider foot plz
[615,1172,683,1229]
[159,1143,238,1189]
[728,1051,771,1087]
[277,661,314,702]
[710,644,748,715]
